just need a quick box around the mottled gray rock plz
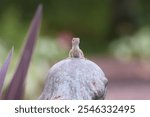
[39,58,108,100]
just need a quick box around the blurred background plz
[0,0,150,99]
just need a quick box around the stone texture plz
[39,58,108,100]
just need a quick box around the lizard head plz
[72,38,80,46]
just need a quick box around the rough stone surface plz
[39,58,108,100]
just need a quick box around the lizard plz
[69,38,85,59]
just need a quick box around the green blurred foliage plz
[0,0,111,53]
[110,27,150,60]
[0,0,150,53]
[0,7,27,49]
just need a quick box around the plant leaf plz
[5,5,42,99]
[0,47,13,97]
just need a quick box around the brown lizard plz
[69,38,85,59]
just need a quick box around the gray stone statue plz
[39,38,108,100]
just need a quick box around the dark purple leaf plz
[0,47,13,97]
[5,5,42,99]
